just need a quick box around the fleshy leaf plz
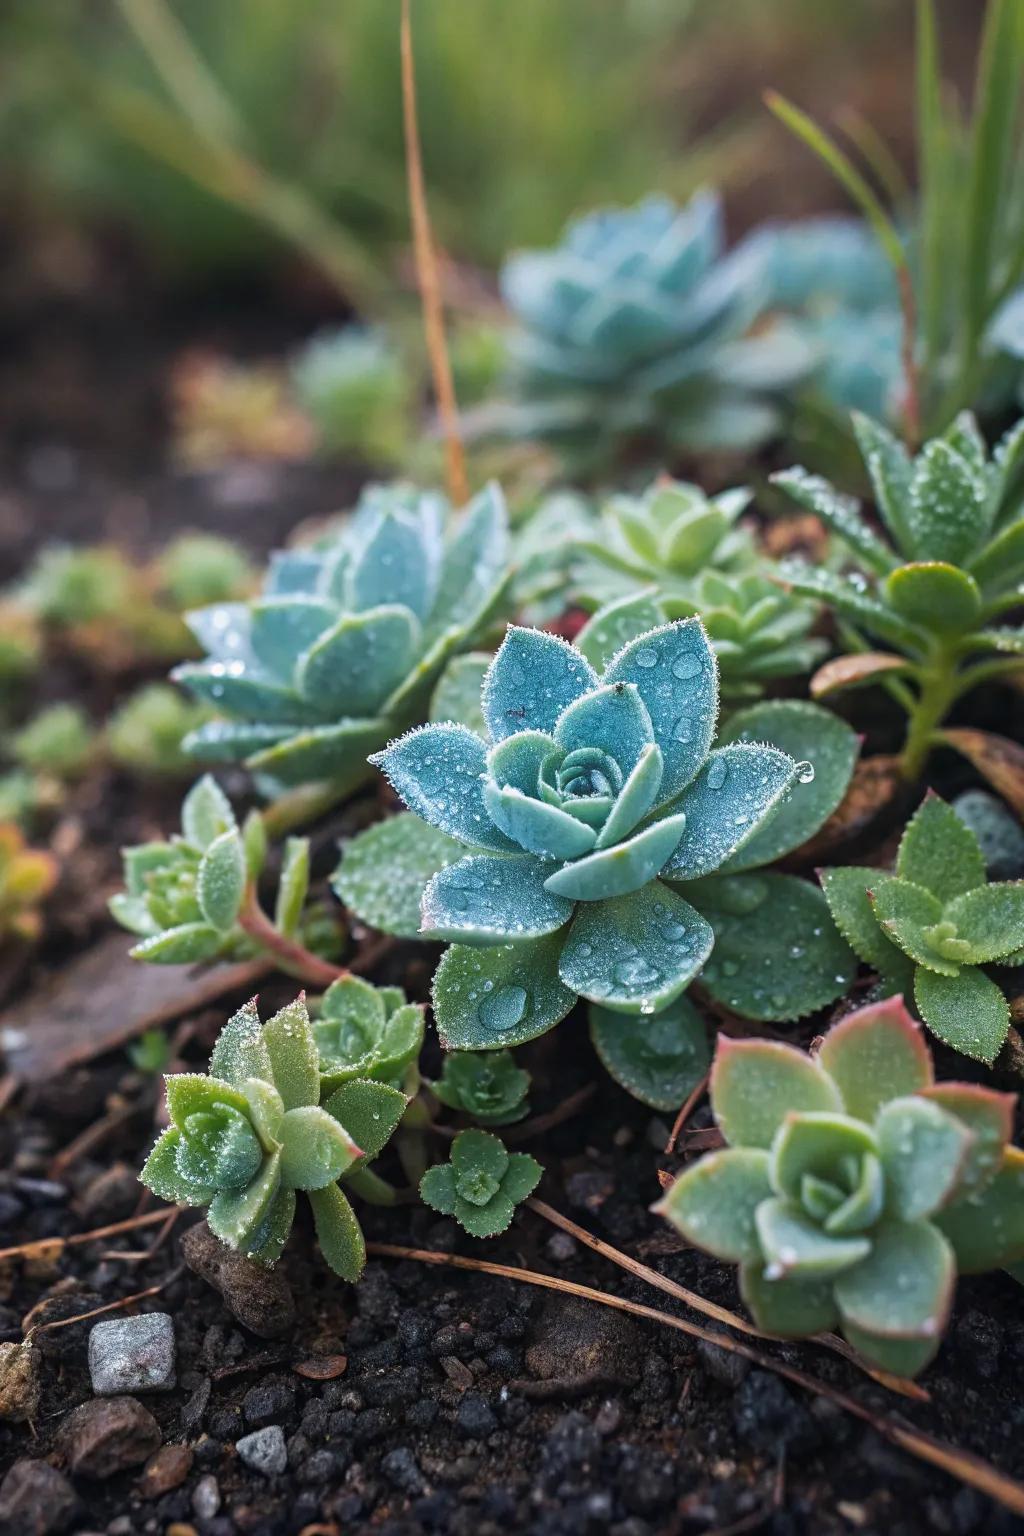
[935,1147,1024,1272]
[182,774,236,850]
[210,998,273,1088]
[589,996,710,1112]
[274,837,310,938]
[834,1219,955,1341]
[296,607,419,716]
[482,626,598,743]
[756,1199,871,1279]
[263,997,319,1111]
[308,1183,366,1282]
[816,997,932,1123]
[422,853,573,944]
[596,744,665,848]
[851,412,914,555]
[896,795,987,903]
[558,879,713,1013]
[141,1129,213,1205]
[278,1105,361,1189]
[710,1035,841,1149]
[346,509,437,620]
[656,1148,772,1263]
[428,481,510,638]
[208,1155,281,1251]
[839,1322,941,1378]
[543,814,687,901]
[324,1080,407,1164]
[433,933,575,1049]
[740,1264,839,1336]
[553,683,654,780]
[884,563,982,635]
[876,1097,972,1221]
[942,882,1024,963]
[246,1186,296,1266]
[370,724,514,852]
[165,1072,251,1128]
[245,718,387,790]
[914,965,1010,1064]
[769,1114,878,1204]
[870,879,955,973]
[576,592,665,673]
[484,781,598,861]
[603,619,718,801]
[430,652,490,737]
[921,1084,1014,1195]
[333,813,463,939]
[905,438,987,565]
[662,744,796,880]
[247,597,336,677]
[769,468,896,575]
[197,828,246,933]
[419,1163,458,1215]
[130,923,225,965]
[819,867,913,988]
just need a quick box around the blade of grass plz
[915,0,947,375]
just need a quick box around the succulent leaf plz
[423,853,573,944]
[710,1037,841,1149]
[816,997,932,1122]
[433,933,576,1050]
[875,1098,972,1221]
[589,995,709,1111]
[558,880,713,1013]
[655,1147,771,1263]
[896,795,987,903]
[333,813,463,939]
[420,1128,541,1238]
[661,743,797,880]
[913,965,1011,1065]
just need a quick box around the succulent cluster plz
[106,685,213,777]
[174,483,510,791]
[659,997,1024,1376]
[496,191,812,468]
[822,794,1024,1064]
[312,975,425,1094]
[142,995,407,1278]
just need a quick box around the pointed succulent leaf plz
[109,893,156,936]
[308,1183,366,1282]
[433,932,575,1050]
[575,592,664,673]
[875,1097,972,1221]
[485,782,599,861]
[770,467,896,574]
[896,795,987,902]
[262,997,319,1111]
[710,1035,841,1149]
[165,1072,251,1128]
[756,1199,871,1280]
[777,563,926,652]
[559,879,713,1014]
[834,1219,955,1342]
[278,1105,361,1189]
[296,606,419,716]
[370,724,514,852]
[968,515,1024,591]
[884,563,983,635]
[247,597,336,676]
[428,482,510,639]
[816,997,932,1123]
[543,813,687,901]
[851,411,914,555]
[819,867,912,985]
[695,873,856,1023]
[553,682,654,778]
[246,1186,297,1266]
[244,718,387,790]
[182,720,293,766]
[430,652,490,737]
[717,702,858,870]
[197,828,245,932]
[181,774,237,850]
[130,923,226,965]
[171,1103,263,1191]
[333,813,463,939]
[273,837,310,938]
[906,439,988,565]
[324,1079,407,1163]
[482,626,598,743]
[207,1154,281,1252]
[422,853,573,944]
[241,1078,285,1150]
[661,744,796,880]
[175,664,323,725]
[210,998,273,1088]
[141,1129,213,1205]
[942,882,1024,963]
[589,996,709,1111]
[914,965,1010,1065]
[934,1147,1024,1272]
[603,620,718,801]
[656,1148,771,1263]
[595,744,665,848]
[345,510,438,620]
[870,879,955,972]
[921,1084,1014,1195]
[242,810,267,881]
[739,1264,839,1336]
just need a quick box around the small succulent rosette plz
[173,482,510,790]
[430,1049,531,1126]
[370,619,803,1048]
[420,1128,541,1237]
[658,997,1024,1377]
[312,975,425,1094]
[142,996,407,1280]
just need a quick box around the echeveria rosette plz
[369,619,802,1047]
[420,1128,541,1238]
[312,975,425,1095]
[657,997,1024,1377]
[141,996,407,1281]
[822,794,1024,1065]
[773,411,1024,778]
[430,1050,531,1127]
[173,481,510,790]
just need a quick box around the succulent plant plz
[170,351,313,468]
[291,326,413,467]
[420,1128,541,1237]
[0,823,57,944]
[775,411,1024,779]
[174,482,510,792]
[106,685,214,777]
[11,704,95,780]
[658,996,1024,1377]
[155,534,255,611]
[496,191,813,469]
[141,995,406,1278]
[362,619,824,1050]
[430,1050,531,1126]
[21,545,134,627]
[0,603,42,685]
[821,794,1024,1065]
[312,975,425,1095]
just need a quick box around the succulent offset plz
[496,191,812,467]
[312,975,425,1094]
[822,794,1024,1064]
[173,482,510,791]
[658,996,1024,1376]
[775,411,1024,777]
[141,995,407,1279]
[430,1049,531,1126]
[420,1128,541,1237]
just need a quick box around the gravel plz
[87,1312,176,1395]
[235,1425,288,1478]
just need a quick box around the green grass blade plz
[915,0,947,371]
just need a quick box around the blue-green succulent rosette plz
[172,483,509,792]
[371,619,802,1049]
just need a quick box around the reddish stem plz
[238,888,347,989]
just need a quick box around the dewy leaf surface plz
[197,828,246,933]
[333,814,463,939]
[422,853,573,943]
[896,795,987,903]
[603,620,718,799]
[589,995,710,1111]
[875,1097,971,1221]
[482,626,598,743]
[433,933,576,1050]
[575,592,665,673]
[943,882,1024,962]
[914,965,1010,1064]
[710,1036,841,1149]
[662,743,796,880]
[558,879,713,1013]
[657,1148,772,1264]
[816,997,932,1122]
[371,724,514,852]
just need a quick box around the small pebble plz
[138,1444,193,1499]
[192,1473,221,1519]
[0,1458,80,1535]
[59,1396,161,1478]
[88,1313,176,1395]
[236,1425,287,1478]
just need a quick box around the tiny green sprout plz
[128,1028,173,1075]
[657,996,1024,1378]
[106,684,213,776]
[312,975,425,1094]
[21,545,134,626]
[11,704,95,781]
[774,410,1024,780]
[142,995,406,1279]
[173,482,509,792]
[821,793,1024,1065]
[0,823,58,945]
[420,1128,541,1237]
[291,326,414,467]
[430,1050,531,1126]
[156,533,255,611]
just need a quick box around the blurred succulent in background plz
[509,491,598,624]
[420,1128,541,1236]
[106,685,213,777]
[20,545,134,627]
[822,795,1024,1065]
[155,533,255,611]
[658,997,1024,1376]
[169,350,314,469]
[776,411,1024,779]
[312,976,425,1095]
[952,791,1024,882]
[0,603,42,686]
[142,995,406,1280]
[292,327,414,468]
[174,482,510,792]
[430,1049,531,1126]
[11,703,96,781]
[0,823,57,945]
[493,191,813,471]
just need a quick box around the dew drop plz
[706,758,728,791]
[634,647,658,669]
[794,760,815,785]
[478,984,528,1034]
[671,654,701,681]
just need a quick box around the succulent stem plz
[238,886,347,989]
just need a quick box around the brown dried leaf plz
[941,729,1024,817]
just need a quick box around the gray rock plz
[181,1222,295,1339]
[236,1424,288,1478]
[59,1396,161,1478]
[88,1313,176,1395]
[192,1472,222,1518]
[0,1459,80,1535]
